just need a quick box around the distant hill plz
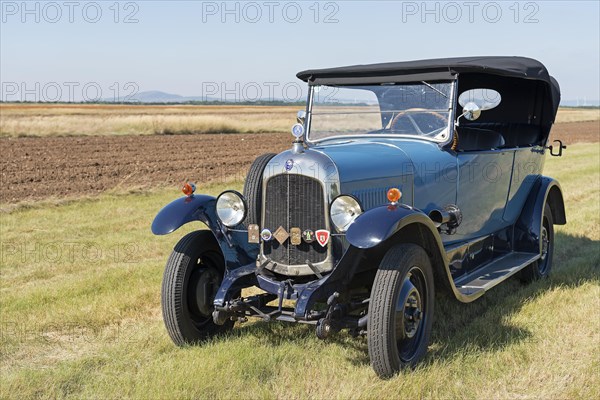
[101,90,303,105]
[128,91,186,102]
[106,90,214,103]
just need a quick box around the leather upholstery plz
[456,123,542,151]
[455,127,505,151]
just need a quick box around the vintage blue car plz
[152,56,566,377]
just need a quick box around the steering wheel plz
[389,108,448,136]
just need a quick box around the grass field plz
[1,142,598,399]
[554,107,600,123]
[1,103,598,137]
[0,104,297,137]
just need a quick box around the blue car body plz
[153,56,566,324]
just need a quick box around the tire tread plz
[368,243,434,378]
[161,231,231,346]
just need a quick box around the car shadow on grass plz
[222,232,599,369]
[426,236,598,359]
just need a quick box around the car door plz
[453,149,514,242]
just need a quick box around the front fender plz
[151,194,258,270]
[347,204,463,300]
[346,204,442,250]
[151,194,217,235]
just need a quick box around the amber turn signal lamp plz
[182,182,196,196]
[387,188,402,203]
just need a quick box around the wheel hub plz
[540,226,549,261]
[190,265,220,317]
[403,289,422,338]
[396,272,424,340]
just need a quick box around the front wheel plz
[368,243,435,378]
[161,231,233,345]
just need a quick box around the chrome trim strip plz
[306,133,446,146]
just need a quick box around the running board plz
[453,252,540,301]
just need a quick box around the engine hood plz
[265,138,450,211]
[312,140,417,209]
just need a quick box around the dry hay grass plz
[1,103,598,137]
[0,104,298,136]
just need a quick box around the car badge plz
[285,159,294,171]
[248,224,260,244]
[260,229,272,242]
[302,229,315,243]
[315,230,330,247]
[290,227,302,245]
[273,226,290,244]
[291,123,304,138]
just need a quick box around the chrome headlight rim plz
[216,190,247,228]
[329,194,363,233]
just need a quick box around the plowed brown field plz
[1,121,597,204]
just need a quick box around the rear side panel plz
[503,147,545,223]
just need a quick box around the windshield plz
[308,82,454,143]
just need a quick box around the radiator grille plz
[263,174,327,265]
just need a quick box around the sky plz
[1,0,599,103]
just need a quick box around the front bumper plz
[214,245,363,320]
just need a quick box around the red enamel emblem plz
[315,230,330,247]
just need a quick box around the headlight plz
[330,195,362,232]
[216,191,246,227]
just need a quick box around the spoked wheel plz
[368,244,434,378]
[162,231,234,345]
[521,203,554,283]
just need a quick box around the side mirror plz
[297,110,306,125]
[462,102,481,121]
[457,88,501,124]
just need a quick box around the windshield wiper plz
[421,81,448,98]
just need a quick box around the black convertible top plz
[297,56,560,124]
[297,56,552,83]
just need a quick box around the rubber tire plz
[161,230,233,345]
[368,243,435,378]
[243,153,276,226]
[520,203,554,283]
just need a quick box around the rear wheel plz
[161,231,233,345]
[368,244,434,378]
[243,153,276,226]
[520,203,554,283]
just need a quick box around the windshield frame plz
[304,80,457,146]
